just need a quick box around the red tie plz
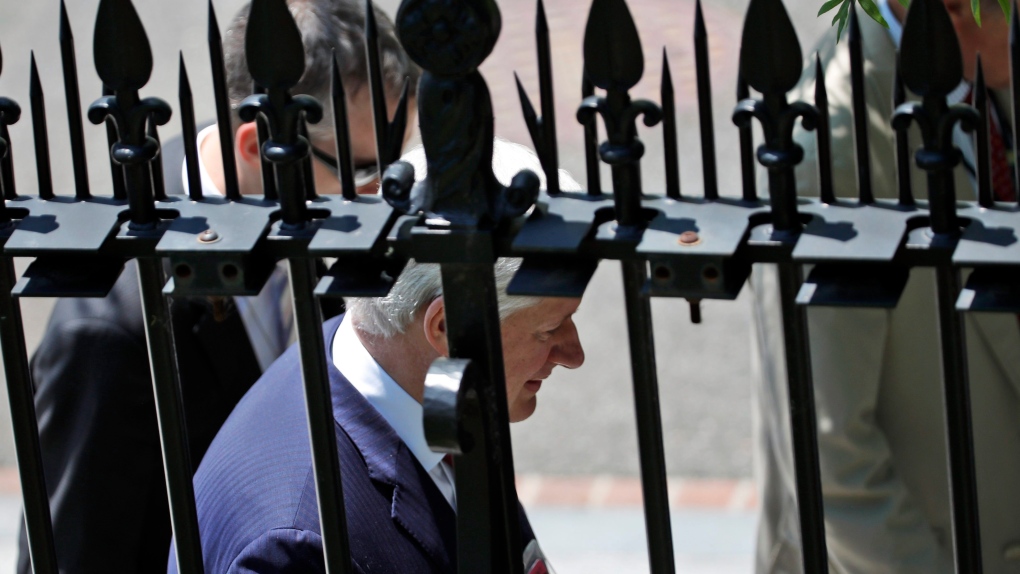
[966,89,1016,201]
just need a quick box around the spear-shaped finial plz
[694,0,717,200]
[814,53,834,204]
[974,53,992,207]
[661,49,680,200]
[179,53,203,201]
[29,53,53,200]
[848,5,873,203]
[208,0,240,200]
[60,0,89,199]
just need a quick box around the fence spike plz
[814,54,834,204]
[1010,0,1019,204]
[385,78,410,173]
[694,0,717,200]
[331,50,356,200]
[581,72,601,196]
[60,0,90,199]
[242,0,321,227]
[29,53,53,200]
[900,0,962,98]
[848,4,873,203]
[661,49,680,199]
[179,54,202,201]
[515,73,542,154]
[252,83,277,201]
[299,119,318,200]
[536,0,559,195]
[736,73,756,201]
[893,53,914,205]
[208,0,240,200]
[101,84,125,200]
[365,0,391,172]
[975,54,993,207]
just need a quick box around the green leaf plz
[818,0,844,17]
[859,0,889,28]
[834,0,851,42]
[972,0,982,26]
[897,0,908,5]
[998,0,1011,18]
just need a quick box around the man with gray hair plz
[21,1,417,572]
[173,142,585,572]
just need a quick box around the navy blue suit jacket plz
[170,314,535,573]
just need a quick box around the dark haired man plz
[17,1,417,572]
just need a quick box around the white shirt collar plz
[878,0,903,48]
[332,316,445,474]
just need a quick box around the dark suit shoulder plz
[43,260,145,343]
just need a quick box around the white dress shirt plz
[331,315,457,510]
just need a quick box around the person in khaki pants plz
[751,1,1020,572]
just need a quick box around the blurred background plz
[0,0,836,571]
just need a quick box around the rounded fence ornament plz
[396,0,501,76]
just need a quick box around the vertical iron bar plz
[661,50,680,200]
[814,54,834,204]
[894,55,914,206]
[0,256,57,574]
[29,54,53,200]
[208,0,240,200]
[935,263,983,573]
[975,55,993,207]
[179,54,203,201]
[694,0,717,200]
[254,84,277,201]
[135,256,205,574]
[536,0,559,195]
[776,260,829,573]
[103,85,126,201]
[299,119,318,200]
[848,6,874,203]
[331,52,357,200]
[1010,0,1020,204]
[287,257,352,574]
[621,259,675,574]
[148,117,166,201]
[365,0,391,170]
[581,74,601,196]
[441,259,523,574]
[60,0,90,199]
[737,73,756,202]
[0,123,14,200]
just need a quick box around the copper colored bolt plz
[198,229,220,243]
[678,231,700,246]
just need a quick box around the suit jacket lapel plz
[324,315,456,571]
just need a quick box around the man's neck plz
[352,319,435,404]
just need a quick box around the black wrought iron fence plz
[0,0,1012,572]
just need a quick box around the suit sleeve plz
[23,315,173,573]
[226,529,365,574]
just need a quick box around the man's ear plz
[234,122,262,172]
[422,297,449,357]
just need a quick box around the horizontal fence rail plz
[0,0,1010,572]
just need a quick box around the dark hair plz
[222,0,419,134]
